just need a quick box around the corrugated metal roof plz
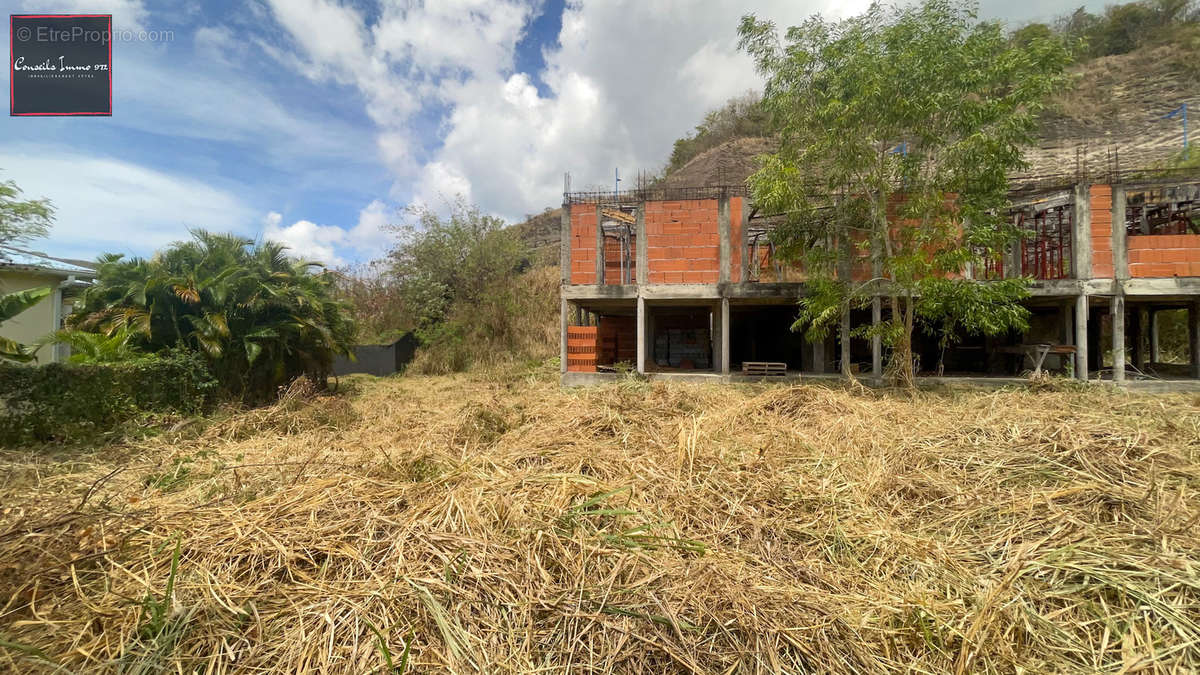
[0,246,97,277]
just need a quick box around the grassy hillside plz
[2,372,1198,672]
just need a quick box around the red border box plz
[11,14,112,116]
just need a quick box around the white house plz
[0,247,96,363]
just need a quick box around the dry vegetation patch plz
[1,370,1198,673]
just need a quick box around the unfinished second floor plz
[560,177,1200,300]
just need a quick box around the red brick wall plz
[645,199,720,284]
[1129,234,1200,278]
[601,235,629,284]
[569,208,597,285]
[566,326,597,372]
[597,316,636,365]
[1090,185,1114,278]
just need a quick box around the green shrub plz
[0,351,217,446]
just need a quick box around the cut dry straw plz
[1,368,1198,673]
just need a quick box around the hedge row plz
[0,352,217,446]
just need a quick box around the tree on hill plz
[1054,0,1197,58]
[738,0,1072,385]
[667,92,771,175]
[67,231,355,401]
[386,200,528,334]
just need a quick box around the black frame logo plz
[11,14,112,116]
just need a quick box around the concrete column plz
[840,309,852,377]
[595,205,604,285]
[1150,310,1160,364]
[1072,182,1093,280]
[1005,213,1021,279]
[636,295,646,375]
[1134,306,1149,371]
[1112,185,1128,280]
[560,297,568,375]
[812,337,826,374]
[635,205,647,286]
[1075,294,1089,381]
[871,297,882,380]
[838,235,852,377]
[560,204,571,285]
[720,297,730,375]
[1190,302,1200,379]
[1111,295,1126,383]
[718,197,731,284]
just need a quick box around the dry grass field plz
[1,367,1199,673]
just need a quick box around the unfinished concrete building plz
[559,174,1200,386]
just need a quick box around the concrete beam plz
[1120,278,1200,296]
[562,284,639,300]
[812,336,826,375]
[718,197,731,284]
[1072,182,1093,280]
[638,284,723,300]
[1075,293,1089,381]
[1112,294,1126,384]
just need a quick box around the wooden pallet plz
[742,361,787,377]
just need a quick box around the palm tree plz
[68,231,355,400]
[0,286,51,362]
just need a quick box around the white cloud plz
[17,0,149,31]
[262,200,395,267]
[256,0,874,224]
[0,149,255,260]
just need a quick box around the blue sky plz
[2,0,1107,266]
